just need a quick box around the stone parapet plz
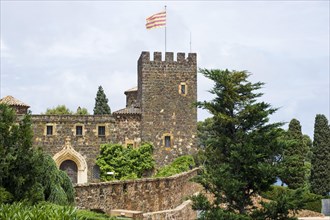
[74,168,202,214]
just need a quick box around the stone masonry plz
[138,52,198,165]
[74,168,202,215]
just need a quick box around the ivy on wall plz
[96,143,155,181]
[154,155,195,178]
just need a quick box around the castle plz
[0,51,198,184]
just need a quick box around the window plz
[92,165,100,179]
[46,125,53,135]
[164,136,171,147]
[181,84,186,94]
[125,140,135,149]
[179,82,187,96]
[76,126,83,136]
[98,126,105,136]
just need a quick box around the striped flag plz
[146,11,166,29]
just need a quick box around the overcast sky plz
[1,1,329,138]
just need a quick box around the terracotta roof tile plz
[112,106,141,115]
[0,95,30,107]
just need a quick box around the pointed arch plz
[53,146,88,184]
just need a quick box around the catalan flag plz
[146,11,166,29]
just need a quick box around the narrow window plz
[179,82,187,96]
[46,125,53,135]
[164,136,171,147]
[93,165,100,179]
[98,126,105,136]
[181,84,186,94]
[76,126,83,136]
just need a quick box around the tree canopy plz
[76,107,89,115]
[0,104,74,205]
[192,69,284,218]
[279,119,308,189]
[44,105,89,115]
[44,105,73,115]
[310,114,330,196]
[93,86,111,115]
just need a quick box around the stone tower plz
[137,51,197,165]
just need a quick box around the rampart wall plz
[74,168,202,214]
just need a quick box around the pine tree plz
[193,69,283,217]
[280,119,307,189]
[0,104,74,204]
[93,86,111,115]
[310,114,330,195]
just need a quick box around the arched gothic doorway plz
[60,160,78,184]
[53,137,88,184]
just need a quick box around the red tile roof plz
[0,95,30,107]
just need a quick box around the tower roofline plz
[138,51,196,63]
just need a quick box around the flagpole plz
[165,5,167,53]
[190,32,192,53]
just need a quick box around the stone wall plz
[114,114,141,147]
[74,168,202,214]
[125,89,138,108]
[138,52,198,166]
[142,200,197,220]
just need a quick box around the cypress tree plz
[310,114,330,195]
[280,119,307,189]
[93,86,111,115]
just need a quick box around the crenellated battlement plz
[138,51,196,64]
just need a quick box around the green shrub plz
[0,202,79,220]
[261,186,322,213]
[154,155,195,177]
[0,203,116,220]
[76,209,116,219]
[0,187,12,204]
[192,193,251,220]
[97,143,155,181]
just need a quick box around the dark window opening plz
[76,126,83,136]
[98,126,105,136]
[46,126,53,135]
[165,136,171,147]
[93,165,100,179]
[181,84,186,94]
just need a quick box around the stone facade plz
[5,51,198,184]
[138,52,198,165]
[32,115,117,182]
